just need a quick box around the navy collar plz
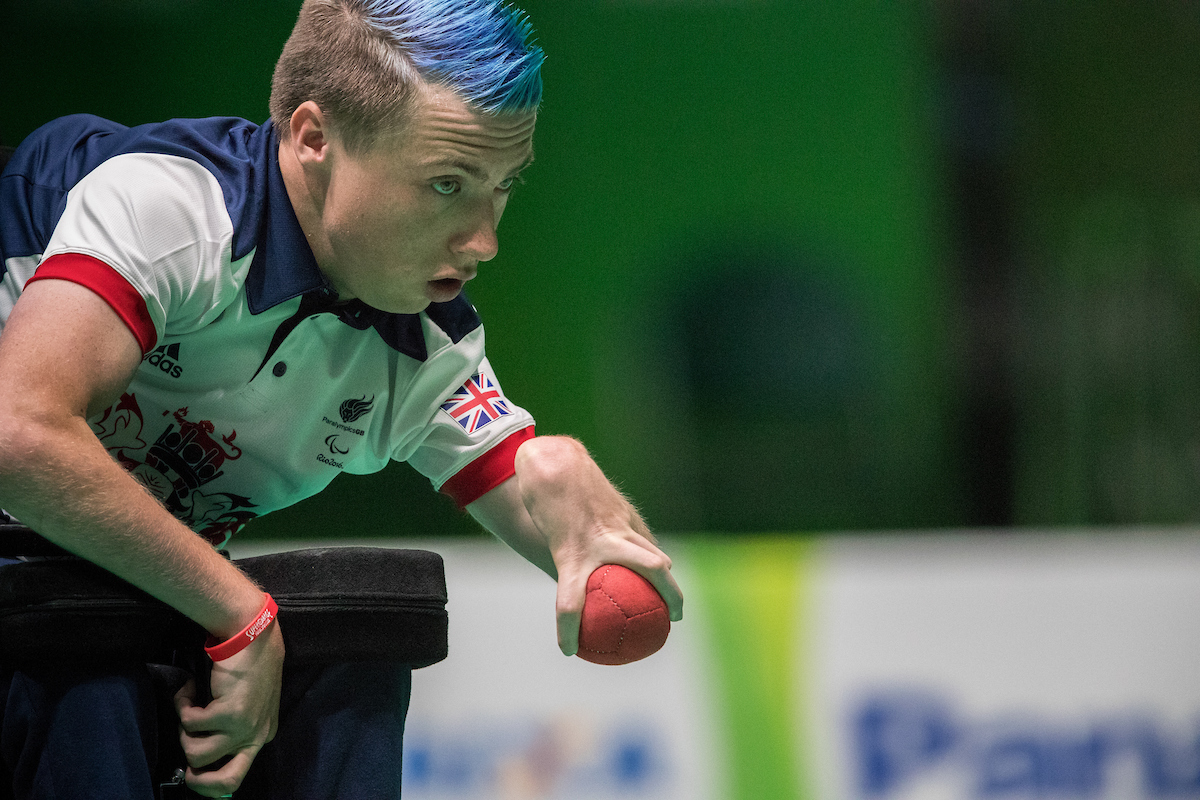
[245,122,331,315]
[244,122,481,362]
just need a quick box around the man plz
[0,0,683,797]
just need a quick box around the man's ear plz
[288,101,332,167]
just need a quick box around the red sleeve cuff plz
[440,426,535,509]
[27,253,157,354]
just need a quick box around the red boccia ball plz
[576,565,671,665]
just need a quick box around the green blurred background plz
[4,0,1198,540]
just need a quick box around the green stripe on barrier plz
[685,535,816,800]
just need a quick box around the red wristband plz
[204,593,278,662]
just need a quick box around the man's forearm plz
[469,436,658,571]
[0,414,266,639]
[467,475,557,577]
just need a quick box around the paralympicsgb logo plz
[339,395,374,424]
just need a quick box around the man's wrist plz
[205,593,278,661]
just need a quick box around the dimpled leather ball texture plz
[576,565,671,665]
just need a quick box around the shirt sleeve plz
[27,252,157,352]
[403,357,537,508]
[30,152,238,354]
[439,425,535,508]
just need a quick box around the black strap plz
[0,523,71,558]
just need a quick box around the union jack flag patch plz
[440,372,512,434]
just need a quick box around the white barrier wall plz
[808,534,1200,800]
[230,530,1200,800]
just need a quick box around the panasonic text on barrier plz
[402,720,666,796]
[853,690,1200,798]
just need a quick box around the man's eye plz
[498,174,527,192]
[433,180,459,195]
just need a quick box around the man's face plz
[315,83,536,314]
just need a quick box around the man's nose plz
[453,198,500,262]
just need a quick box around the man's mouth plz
[427,278,465,302]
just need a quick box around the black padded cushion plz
[0,538,448,669]
[237,547,448,667]
[0,556,197,666]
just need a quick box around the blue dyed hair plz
[270,0,544,150]
[357,0,544,113]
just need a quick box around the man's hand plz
[468,435,684,656]
[174,622,285,797]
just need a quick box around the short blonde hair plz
[269,0,544,153]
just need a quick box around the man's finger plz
[555,569,586,656]
[185,747,258,798]
[609,546,684,623]
[556,605,582,656]
[625,530,668,558]
[173,678,197,717]
[180,728,235,769]
[649,569,684,622]
[177,699,240,735]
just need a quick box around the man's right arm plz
[0,277,282,797]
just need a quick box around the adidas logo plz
[145,342,183,379]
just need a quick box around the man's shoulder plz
[9,114,278,264]
[12,114,270,197]
[24,114,262,157]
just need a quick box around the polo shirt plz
[0,114,534,547]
